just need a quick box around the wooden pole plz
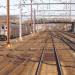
[7,0,10,44]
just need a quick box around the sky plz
[0,0,75,19]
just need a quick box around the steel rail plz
[35,38,48,75]
[57,32,75,51]
[50,32,63,75]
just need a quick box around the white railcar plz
[0,23,30,41]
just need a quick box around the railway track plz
[0,31,51,75]
[51,31,75,75]
[56,32,75,51]
[62,32,75,39]
[51,33,63,75]
[35,32,63,75]
[0,31,74,75]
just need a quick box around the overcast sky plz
[0,0,75,19]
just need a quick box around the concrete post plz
[33,9,36,33]
[19,0,22,41]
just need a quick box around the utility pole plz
[49,0,50,18]
[7,0,10,46]
[70,0,71,22]
[19,0,22,41]
[33,9,36,32]
[30,0,33,33]
[0,9,1,26]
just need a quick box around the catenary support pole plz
[33,9,36,32]
[19,0,22,41]
[30,0,33,33]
